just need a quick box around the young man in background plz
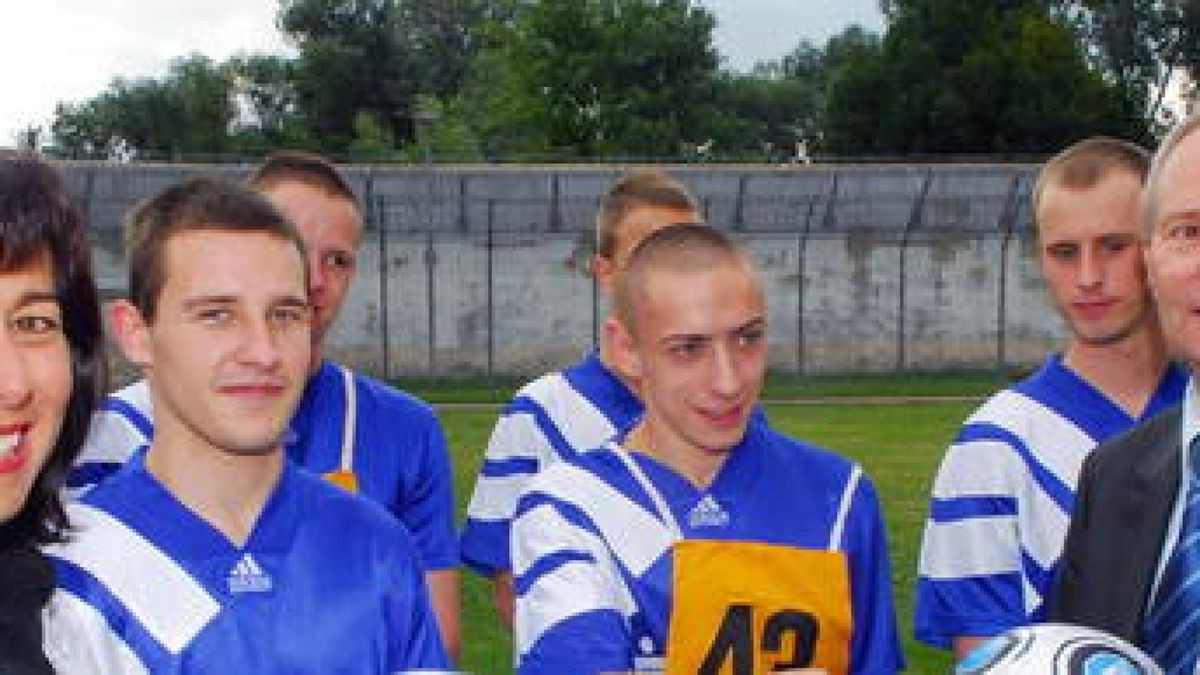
[459,169,702,624]
[915,137,1186,658]
[71,152,460,658]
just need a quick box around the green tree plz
[471,0,721,159]
[824,0,1147,155]
[401,0,516,98]
[228,53,308,150]
[279,0,418,153]
[1055,0,1200,130]
[50,54,235,159]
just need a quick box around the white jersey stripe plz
[921,515,1017,579]
[44,504,221,654]
[829,464,863,551]
[513,503,637,653]
[523,373,618,456]
[967,390,1095,486]
[43,591,150,674]
[532,462,675,576]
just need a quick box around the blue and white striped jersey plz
[915,354,1187,648]
[69,360,458,571]
[460,351,641,576]
[42,451,448,673]
[512,420,903,675]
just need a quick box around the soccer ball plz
[955,623,1163,674]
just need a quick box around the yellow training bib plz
[666,540,852,675]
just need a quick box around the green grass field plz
[436,392,983,674]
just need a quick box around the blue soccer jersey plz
[42,452,448,673]
[461,351,641,576]
[512,420,903,675]
[915,354,1187,648]
[70,361,457,572]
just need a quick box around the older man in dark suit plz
[1052,112,1200,673]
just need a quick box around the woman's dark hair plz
[0,155,104,549]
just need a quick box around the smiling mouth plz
[0,424,29,472]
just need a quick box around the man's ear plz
[603,315,641,381]
[109,299,153,368]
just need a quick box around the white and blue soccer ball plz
[955,623,1163,675]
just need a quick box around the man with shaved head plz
[510,225,902,674]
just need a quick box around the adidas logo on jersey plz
[227,553,273,594]
[687,494,729,528]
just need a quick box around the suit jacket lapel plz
[1117,408,1182,630]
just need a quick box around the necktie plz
[1144,439,1200,674]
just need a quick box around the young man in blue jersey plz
[915,137,1187,659]
[512,225,903,674]
[41,178,448,672]
[460,169,702,625]
[70,152,460,658]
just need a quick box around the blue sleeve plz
[396,408,458,571]
[518,612,633,675]
[914,425,1029,649]
[461,398,558,577]
[914,573,1026,649]
[845,473,905,674]
[513,480,636,674]
[386,531,451,669]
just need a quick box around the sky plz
[0,1,884,147]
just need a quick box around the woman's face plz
[0,251,71,523]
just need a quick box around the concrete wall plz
[67,162,1062,378]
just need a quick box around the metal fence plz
[72,163,1060,379]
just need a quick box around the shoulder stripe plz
[514,549,596,597]
[506,397,578,461]
[525,462,675,576]
[512,502,637,654]
[929,495,1018,523]
[957,422,1074,512]
[514,372,621,455]
[101,397,154,440]
[480,456,540,478]
[828,464,862,551]
[65,461,123,490]
[42,504,221,654]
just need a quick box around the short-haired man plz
[915,137,1187,658]
[1051,114,1200,674]
[512,225,902,674]
[71,152,460,656]
[460,169,702,624]
[41,178,447,672]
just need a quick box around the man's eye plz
[1168,222,1200,240]
[738,329,764,347]
[1046,245,1077,260]
[196,308,233,324]
[271,306,311,326]
[11,314,61,336]
[670,341,703,357]
[324,252,354,270]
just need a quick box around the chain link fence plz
[67,162,1060,379]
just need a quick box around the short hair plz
[595,169,700,258]
[125,177,308,322]
[1032,137,1150,230]
[612,224,755,333]
[1143,112,1200,237]
[0,155,105,548]
[248,150,358,206]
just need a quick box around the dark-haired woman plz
[0,154,104,673]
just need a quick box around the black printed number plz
[699,604,819,674]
